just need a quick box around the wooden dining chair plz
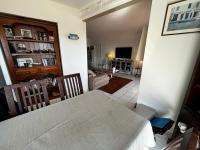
[4,80,50,117]
[57,73,83,100]
[162,128,199,150]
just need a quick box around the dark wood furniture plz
[0,66,6,88]
[164,128,199,150]
[57,73,83,100]
[0,87,9,121]
[2,73,83,119]
[171,51,200,140]
[4,80,50,117]
[0,13,63,84]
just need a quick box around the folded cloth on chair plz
[150,117,171,129]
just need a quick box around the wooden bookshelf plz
[0,13,63,83]
[11,53,56,56]
[7,38,54,43]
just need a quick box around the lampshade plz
[107,51,115,60]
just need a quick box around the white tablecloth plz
[0,90,155,150]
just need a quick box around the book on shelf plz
[42,58,55,66]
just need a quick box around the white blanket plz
[0,90,155,150]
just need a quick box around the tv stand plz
[111,58,133,74]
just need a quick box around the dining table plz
[0,90,155,150]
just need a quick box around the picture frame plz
[4,27,14,37]
[49,36,54,41]
[162,0,200,36]
[21,29,32,38]
[17,58,33,67]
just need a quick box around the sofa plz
[88,70,110,90]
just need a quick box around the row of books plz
[42,58,55,66]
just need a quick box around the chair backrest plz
[162,128,199,150]
[4,80,49,117]
[57,73,83,100]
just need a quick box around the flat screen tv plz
[115,47,132,59]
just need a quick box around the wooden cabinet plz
[171,51,200,139]
[41,66,58,74]
[0,13,63,83]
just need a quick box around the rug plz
[99,76,132,94]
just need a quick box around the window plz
[196,2,200,8]
[193,11,198,17]
[172,14,178,21]
[188,3,192,9]
[185,13,189,19]
[180,14,184,20]
[176,6,180,11]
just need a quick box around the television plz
[115,47,132,59]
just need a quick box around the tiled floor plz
[105,73,172,150]
[110,73,140,105]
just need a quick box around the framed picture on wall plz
[162,0,200,36]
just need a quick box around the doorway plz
[86,0,151,78]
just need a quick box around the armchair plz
[88,70,110,90]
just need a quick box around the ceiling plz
[52,0,93,9]
[87,0,151,40]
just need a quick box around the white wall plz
[138,0,200,120]
[0,0,88,91]
[135,26,148,61]
[88,30,141,66]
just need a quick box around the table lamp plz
[107,52,115,61]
